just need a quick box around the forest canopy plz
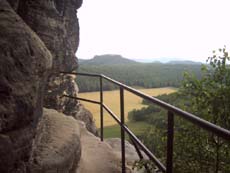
[77,56,202,92]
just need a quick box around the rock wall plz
[10,0,81,112]
[0,0,97,172]
[10,0,97,135]
[0,0,52,172]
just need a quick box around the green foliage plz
[132,159,156,173]
[180,47,230,128]
[128,106,161,122]
[130,48,230,172]
[176,47,230,172]
[103,121,151,139]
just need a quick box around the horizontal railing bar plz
[60,71,101,77]
[62,94,101,105]
[102,104,166,172]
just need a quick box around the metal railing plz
[61,72,230,173]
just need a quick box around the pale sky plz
[77,0,230,62]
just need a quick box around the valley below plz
[79,87,177,137]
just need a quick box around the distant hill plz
[79,54,138,65]
[78,59,87,63]
[79,55,202,65]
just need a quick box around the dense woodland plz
[128,48,230,172]
[77,55,202,92]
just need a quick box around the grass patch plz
[102,121,152,139]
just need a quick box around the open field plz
[103,121,152,139]
[79,87,177,127]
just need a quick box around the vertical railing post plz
[166,111,174,173]
[120,87,126,173]
[100,75,103,141]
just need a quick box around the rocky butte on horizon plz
[79,54,203,64]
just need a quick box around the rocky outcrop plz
[10,0,97,135]
[105,138,141,164]
[72,104,98,136]
[77,124,146,173]
[105,138,148,173]
[30,108,81,173]
[11,0,82,111]
[77,122,121,173]
[0,0,98,172]
[0,0,52,172]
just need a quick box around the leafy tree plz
[178,47,230,172]
[131,48,230,172]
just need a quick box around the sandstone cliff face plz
[10,0,97,135]
[12,0,81,111]
[0,0,98,172]
[0,0,52,172]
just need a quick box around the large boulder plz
[30,108,81,173]
[105,138,142,163]
[105,138,148,173]
[73,104,98,136]
[0,0,52,172]
[77,122,121,173]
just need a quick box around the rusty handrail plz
[61,71,230,173]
